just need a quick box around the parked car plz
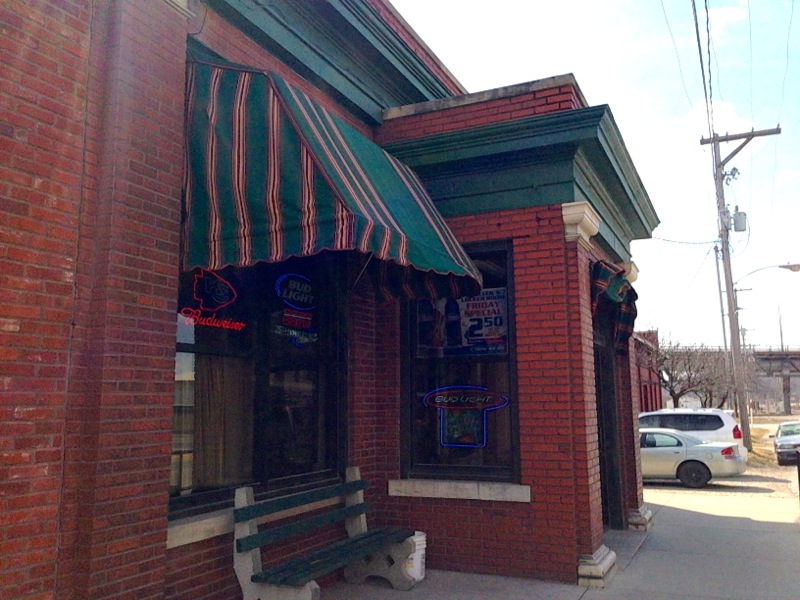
[638,408,747,459]
[639,428,747,488]
[770,420,800,466]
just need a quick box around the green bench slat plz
[236,502,370,552]
[252,527,415,586]
[233,480,367,523]
[253,529,392,583]
[254,528,409,582]
[279,528,414,587]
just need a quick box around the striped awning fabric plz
[183,60,482,300]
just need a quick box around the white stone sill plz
[388,479,531,503]
[166,497,338,549]
[167,479,531,549]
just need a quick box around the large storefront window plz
[405,244,517,482]
[170,256,344,513]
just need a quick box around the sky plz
[389,0,800,350]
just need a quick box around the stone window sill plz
[388,479,530,502]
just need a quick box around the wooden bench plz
[233,467,418,600]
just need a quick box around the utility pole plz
[701,127,780,452]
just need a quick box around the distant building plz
[635,331,664,412]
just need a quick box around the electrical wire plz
[691,0,714,138]
[748,0,754,124]
[660,0,694,109]
[747,0,754,214]
[652,236,718,245]
[778,0,795,122]
[704,0,715,134]
[766,0,793,212]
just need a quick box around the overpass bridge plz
[751,349,800,414]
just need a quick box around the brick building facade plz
[1,1,659,598]
[635,331,664,413]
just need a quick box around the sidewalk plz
[325,482,800,600]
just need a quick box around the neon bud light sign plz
[274,273,317,348]
[423,385,509,448]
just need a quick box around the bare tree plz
[696,349,732,409]
[654,341,731,408]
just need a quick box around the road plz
[646,460,799,498]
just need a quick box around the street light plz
[736,263,800,283]
[728,263,800,436]
[733,263,800,335]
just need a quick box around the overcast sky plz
[390,0,800,349]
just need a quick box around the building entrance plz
[593,301,625,529]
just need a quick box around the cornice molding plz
[164,0,194,18]
[382,105,610,167]
[215,0,455,123]
[562,201,601,251]
[330,0,458,98]
[621,261,639,282]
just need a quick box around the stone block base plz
[626,505,654,531]
[577,544,617,588]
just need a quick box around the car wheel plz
[677,461,711,488]
[776,457,787,466]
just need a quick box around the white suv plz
[638,408,747,459]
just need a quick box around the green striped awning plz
[183,60,482,300]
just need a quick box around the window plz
[641,432,682,448]
[403,244,516,482]
[661,414,722,431]
[639,415,659,428]
[170,256,345,514]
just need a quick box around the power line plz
[778,0,796,122]
[660,0,693,109]
[691,0,713,138]
[652,236,717,245]
[747,0,754,124]
[704,0,715,133]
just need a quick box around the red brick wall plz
[375,84,585,144]
[56,0,186,598]
[1,1,92,597]
[361,205,605,583]
[165,536,239,600]
[347,270,404,524]
[2,0,187,598]
[635,333,663,412]
[571,246,605,558]
[624,343,646,510]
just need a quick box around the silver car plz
[639,428,747,488]
[771,421,800,466]
[638,408,747,459]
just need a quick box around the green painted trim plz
[381,105,659,257]
[382,106,610,167]
[328,0,458,97]
[426,158,576,217]
[211,0,453,124]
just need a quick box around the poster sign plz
[422,385,509,448]
[417,287,507,357]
